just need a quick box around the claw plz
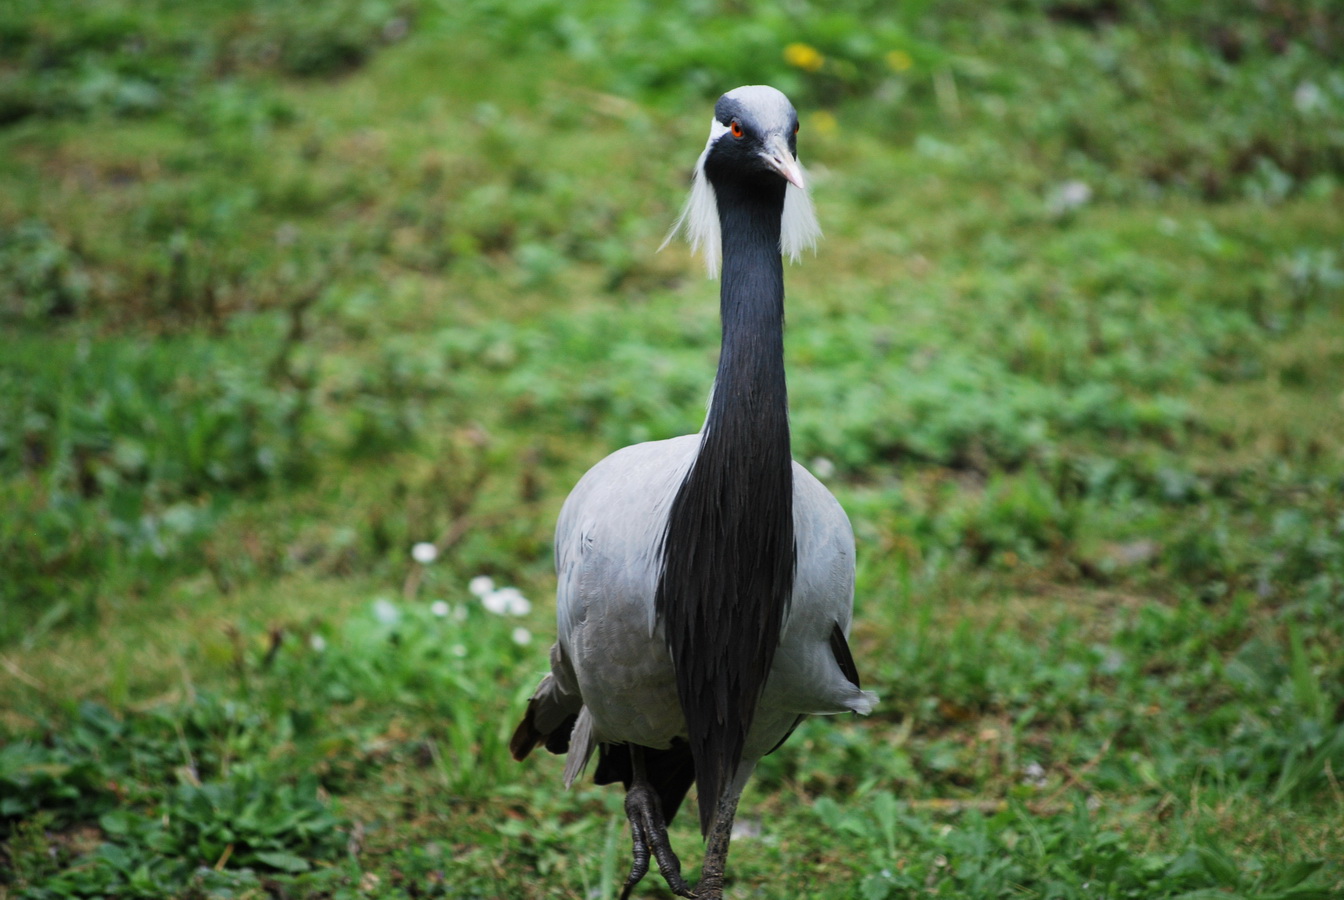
[619,747,695,899]
[619,792,651,900]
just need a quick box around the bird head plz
[663,85,822,278]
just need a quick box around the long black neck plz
[706,179,790,454]
[655,175,795,836]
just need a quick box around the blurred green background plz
[2,0,1342,897]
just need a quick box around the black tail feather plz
[510,703,578,761]
[830,620,862,688]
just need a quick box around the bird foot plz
[619,782,694,900]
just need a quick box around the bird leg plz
[692,786,741,900]
[620,746,693,900]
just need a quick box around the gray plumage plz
[526,434,873,768]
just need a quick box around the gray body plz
[525,433,875,784]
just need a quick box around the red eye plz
[794,122,800,135]
[730,120,744,138]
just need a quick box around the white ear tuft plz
[660,145,723,278]
[661,119,726,278]
[781,167,822,264]
[661,118,725,278]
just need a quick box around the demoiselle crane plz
[510,85,877,899]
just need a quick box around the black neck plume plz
[655,174,795,836]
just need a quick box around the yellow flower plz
[885,49,914,72]
[784,42,825,73]
[810,110,838,137]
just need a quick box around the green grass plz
[3,1,1344,897]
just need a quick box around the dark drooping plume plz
[655,170,796,837]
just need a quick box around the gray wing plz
[744,461,878,760]
[554,436,700,751]
[511,435,701,769]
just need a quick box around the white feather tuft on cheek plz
[661,119,725,278]
[781,167,822,264]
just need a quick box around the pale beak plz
[761,133,805,190]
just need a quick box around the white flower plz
[481,586,530,616]
[810,456,836,480]
[1048,179,1092,217]
[482,589,510,615]
[1294,81,1323,114]
[468,575,495,597]
[309,634,327,652]
[412,542,439,564]
[511,626,532,646]
[373,597,400,625]
[450,643,467,657]
[430,600,450,617]
[497,586,531,616]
